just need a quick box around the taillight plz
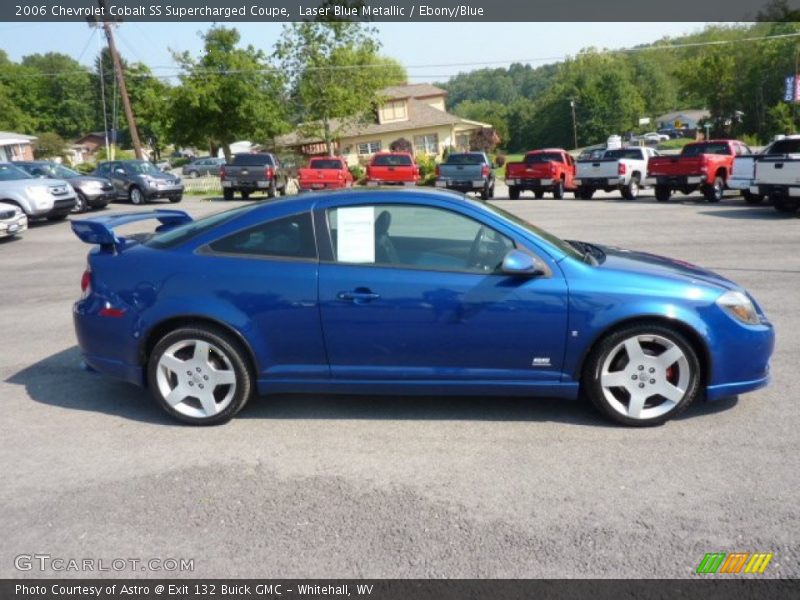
[699,154,708,173]
[337,170,343,180]
[219,166,226,179]
[618,162,627,175]
[549,163,557,176]
[80,268,91,294]
[435,165,440,177]
[265,166,273,179]
[481,165,489,177]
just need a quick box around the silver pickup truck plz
[0,162,77,220]
[574,146,658,199]
[435,152,495,199]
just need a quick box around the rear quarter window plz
[207,212,316,259]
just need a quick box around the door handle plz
[775,163,784,169]
[337,289,381,302]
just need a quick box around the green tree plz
[274,21,402,154]
[454,100,509,147]
[32,132,67,159]
[171,26,288,160]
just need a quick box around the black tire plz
[703,176,724,203]
[621,175,640,200]
[72,192,88,213]
[479,185,489,201]
[655,185,671,203]
[488,184,495,199]
[742,191,764,205]
[267,179,277,199]
[582,323,702,427]
[129,186,146,205]
[772,196,800,213]
[534,190,545,199]
[241,191,250,200]
[223,188,234,201]
[169,195,182,203]
[147,325,255,426]
[575,187,594,200]
[509,186,520,200]
[278,183,287,197]
[188,170,199,179]
[553,179,565,199]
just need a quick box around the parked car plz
[0,201,27,239]
[435,152,495,199]
[642,132,670,144]
[182,157,226,178]
[504,149,577,199]
[297,156,353,191]
[0,162,77,220]
[726,137,800,205]
[750,135,800,213]
[220,153,288,200]
[365,152,419,186]
[14,160,114,213]
[70,189,773,427]
[574,146,659,200]
[93,160,183,205]
[645,140,750,203]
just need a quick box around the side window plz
[208,212,316,259]
[327,204,514,273]
[96,163,110,176]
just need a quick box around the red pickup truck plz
[297,156,353,191]
[646,139,751,203]
[365,152,419,186]
[504,149,576,199]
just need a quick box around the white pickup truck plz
[573,146,658,200]
[729,136,800,205]
[739,136,800,212]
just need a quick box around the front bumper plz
[83,189,116,207]
[0,213,28,237]
[144,184,184,200]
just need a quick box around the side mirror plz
[114,168,125,175]
[501,249,545,276]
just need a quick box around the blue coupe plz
[71,189,774,426]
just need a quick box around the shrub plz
[171,157,190,168]
[389,137,413,153]
[469,128,500,153]
[415,154,437,186]
[739,133,763,147]
[33,132,67,160]
[493,153,506,168]
[95,145,136,161]
[349,163,365,184]
[73,162,97,174]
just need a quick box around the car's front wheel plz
[582,324,701,426]
[72,193,88,213]
[147,326,254,425]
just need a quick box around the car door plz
[107,161,128,198]
[315,200,570,382]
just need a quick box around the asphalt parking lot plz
[1,188,798,578]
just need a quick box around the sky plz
[0,21,714,82]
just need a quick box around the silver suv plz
[0,163,77,220]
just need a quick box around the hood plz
[595,244,738,291]
[143,171,180,183]
[68,175,113,187]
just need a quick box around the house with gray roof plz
[0,131,36,162]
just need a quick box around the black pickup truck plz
[220,153,288,200]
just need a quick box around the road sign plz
[785,75,795,102]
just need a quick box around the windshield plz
[0,164,33,181]
[445,153,484,165]
[482,203,584,261]
[372,154,413,166]
[146,204,257,249]
[127,161,162,175]
[309,159,343,169]
[603,149,643,160]
[49,164,81,178]
[525,152,563,164]
[681,143,731,157]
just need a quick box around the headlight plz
[716,290,760,325]
[83,180,103,189]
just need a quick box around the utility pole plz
[96,0,143,159]
[569,99,578,150]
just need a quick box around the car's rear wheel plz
[223,189,234,201]
[267,180,277,199]
[241,191,250,200]
[147,326,254,425]
[743,190,764,205]
[509,186,520,200]
[582,324,701,426]
[621,176,640,200]
[655,185,671,203]
[129,186,146,205]
[534,190,544,199]
[772,195,800,213]
[169,195,182,203]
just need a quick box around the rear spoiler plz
[71,210,192,251]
